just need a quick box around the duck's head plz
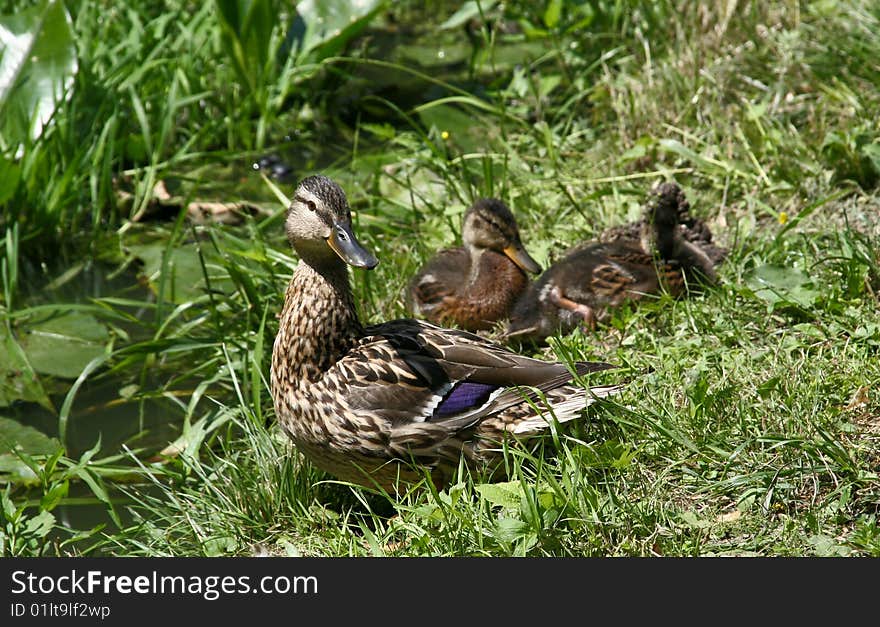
[285,175,379,269]
[461,198,542,274]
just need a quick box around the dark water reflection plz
[10,254,187,459]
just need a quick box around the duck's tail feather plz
[512,383,624,435]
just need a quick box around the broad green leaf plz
[0,415,63,481]
[745,264,821,309]
[128,242,222,304]
[0,0,77,148]
[658,138,750,178]
[416,103,487,154]
[23,510,55,539]
[2,488,17,519]
[0,156,21,204]
[809,533,851,557]
[396,40,471,68]
[294,0,385,62]
[680,510,712,529]
[0,415,61,456]
[18,311,109,379]
[475,480,522,509]
[495,517,530,542]
[0,327,52,410]
[861,142,880,173]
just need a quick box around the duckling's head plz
[645,181,719,284]
[640,181,686,258]
[285,175,379,269]
[462,198,542,274]
[647,182,687,229]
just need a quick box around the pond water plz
[6,255,184,455]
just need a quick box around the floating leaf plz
[128,242,214,304]
[18,311,109,379]
[0,327,52,410]
[417,102,488,154]
[0,415,63,481]
[0,415,61,457]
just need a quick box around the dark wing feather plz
[337,319,612,432]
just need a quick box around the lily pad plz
[17,311,109,379]
[0,415,63,481]
[128,242,218,304]
[417,103,488,154]
[0,327,52,411]
[745,264,822,310]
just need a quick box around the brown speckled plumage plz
[406,198,541,331]
[504,182,723,344]
[271,176,623,492]
[599,182,728,267]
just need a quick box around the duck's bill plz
[328,222,379,269]
[503,244,542,274]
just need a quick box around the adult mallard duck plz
[406,198,542,332]
[270,175,623,493]
[503,182,720,345]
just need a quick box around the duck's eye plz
[294,195,317,212]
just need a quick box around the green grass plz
[2,0,880,556]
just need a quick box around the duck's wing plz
[551,244,662,303]
[340,319,615,435]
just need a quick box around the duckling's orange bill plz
[327,221,379,269]
[503,244,542,274]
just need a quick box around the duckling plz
[406,198,542,332]
[270,175,623,493]
[503,182,720,344]
[599,182,728,267]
